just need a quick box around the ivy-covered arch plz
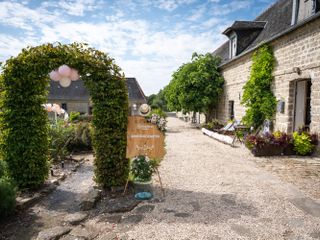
[0,43,129,189]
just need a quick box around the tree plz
[241,44,277,128]
[147,89,167,111]
[164,53,224,122]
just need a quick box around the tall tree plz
[164,53,224,122]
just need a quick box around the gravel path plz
[126,117,320,240]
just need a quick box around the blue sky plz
[0,0,275,95]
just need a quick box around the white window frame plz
[229,33,237,59]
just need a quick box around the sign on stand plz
[126,116,165,159]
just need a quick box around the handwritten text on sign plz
[126,116,165,159]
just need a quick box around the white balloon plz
[49,70,61,81]
[60,77,71,87]
[58,65,71,77]
[70,69,79,81]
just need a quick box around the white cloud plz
[56,0,101,16]
[0,1,62,31]
[0,0,246,94]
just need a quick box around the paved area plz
[126,117,320,240]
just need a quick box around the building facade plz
[214,0,320,133]
[48,77,146,115]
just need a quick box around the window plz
[61,103,67,111]
[228,100,234,120]
[229,34,237,58]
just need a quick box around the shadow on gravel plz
[0,209,44,240]
[150,186,259,224]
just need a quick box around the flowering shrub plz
[130,155,159,182]
[147,114,167,132]
[245,131,318,156]
[293,132,318,156]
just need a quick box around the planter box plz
[283,144,296,156]
[251,145,283,157]
[202,128,234,145]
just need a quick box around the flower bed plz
[245,131,318,157]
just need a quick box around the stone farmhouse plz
[213,0,320,133]
[48,77,146,115]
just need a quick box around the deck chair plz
[219,121,236,134]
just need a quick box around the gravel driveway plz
[126,117,320,240]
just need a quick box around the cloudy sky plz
[0,0,274,95]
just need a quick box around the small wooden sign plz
[126,116,165,159]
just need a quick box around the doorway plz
[294,79,311,131]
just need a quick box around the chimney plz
[291,0,299,25]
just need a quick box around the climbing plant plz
[0,43,128,189]
[241,44,277,128]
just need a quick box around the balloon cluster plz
[49,65,79,87]
[43,103,69,120]
[43,103,65,114]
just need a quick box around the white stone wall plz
[217,17,320,134]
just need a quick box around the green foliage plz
[148,108,167,119]
[241,45,277,128]
[68,122,92,151]
[164,53,224,120]
[69,111,81,122]
[0,160,7,178]
[130,155,159,182]
[202,119,223,131]
[49,121,74,163]
[0,43,128,189]
[147,89,167,111]
[293,132,315,155]
[0,178,16,218]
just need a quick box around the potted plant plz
[130,155,159,194]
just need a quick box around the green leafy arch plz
[0,43,129,189]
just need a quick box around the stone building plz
[48,77,146,115]
[213,0,320,133]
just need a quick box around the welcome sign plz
[126,116,165,159]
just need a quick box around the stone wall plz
[217,17,320,134]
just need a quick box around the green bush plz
[0,43,128,189]
[68,122,92,151]
[69,111,81,122]
[293,132,315,156]
[149,108,167,119]
[0,160,7,178]
[0,178,16,217]
[130,156,159,182]
[49,120,74,163]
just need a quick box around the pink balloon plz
[58,65,71,77]
[70,69,79,81]
[49,70,61,81]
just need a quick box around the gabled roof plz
[223,21,266,35]
[213,0,293,65]
[48,77,146,102]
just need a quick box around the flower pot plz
[133,180,153,194]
